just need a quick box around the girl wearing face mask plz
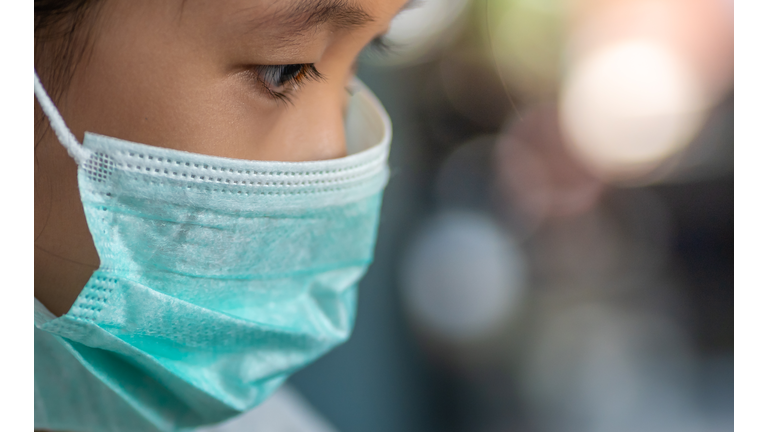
[34,1,407,431]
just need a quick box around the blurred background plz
[290,0,734,431]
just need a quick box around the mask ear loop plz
[34,70,91,164]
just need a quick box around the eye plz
[363,35,396,59]
[249,64,325,102]
[367,35,395,56]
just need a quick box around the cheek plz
[68,54,349,163]
[248,83,349,162]
[180,74,349,162]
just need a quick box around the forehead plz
[184,0,410,33]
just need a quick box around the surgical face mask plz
[33,71,391,432]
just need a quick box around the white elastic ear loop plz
[34,70,90,164]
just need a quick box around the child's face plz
[57,0,408,161]
[34,0,409,316]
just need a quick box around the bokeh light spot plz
[559,40,707,182]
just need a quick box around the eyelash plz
[367,35,396,56]
[248,35,394,103]
[250,64,325,103]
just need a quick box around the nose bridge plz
[287,81,348,161]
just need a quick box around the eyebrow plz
[240,0,422,37]
[248,0,375,36]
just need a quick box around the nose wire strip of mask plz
[34,70,91,164]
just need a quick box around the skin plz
[34,0,409,317]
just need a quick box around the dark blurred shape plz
[439,52,513,130]
[661,94,734,184]
[653,176,734,352]
[435,135,497,211]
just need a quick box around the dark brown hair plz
[35,0,102,102]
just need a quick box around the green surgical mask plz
[33,71,391,432]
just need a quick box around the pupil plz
[279,64,303,84]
